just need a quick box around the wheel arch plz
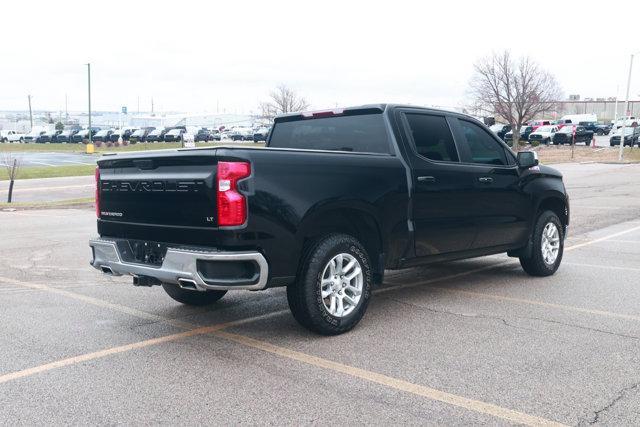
[296,203,385,284]
[509,193,569,259]
[535,194,569,229]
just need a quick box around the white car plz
[527,125,558,145]
[611,116,638,129]
[0,130,25,143]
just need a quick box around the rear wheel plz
[287,234,372,335]
[162,283,227,306]
[519,210,564,277]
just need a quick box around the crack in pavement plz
[382,297,640,343]
[580,381,640,425]
[381,296,539,333]
[525,316,640,342]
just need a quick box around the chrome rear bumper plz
[89,238,268,291]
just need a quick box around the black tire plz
[545,138,550,145]
[162,283,227,306]
[519,210,564,277]
[597,129,604,136]
[287,233,373,335]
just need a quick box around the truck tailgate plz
[97,151,218,228]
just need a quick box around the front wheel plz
[287,234,373,335]
[519,210,564,277]
[162,283,227,306]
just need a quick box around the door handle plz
[478,177,493,184]
[417,176,436,183]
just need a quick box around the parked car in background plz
[195,128,212,142]
[579,121,611,135]
[558,114,598,129]
[504,126,533,144]
[129,128,153,144]
[253,127,271,142]
[552,125,594,145]
[50,130,64,143]
[609,127,640,147]
[528,125,558,145]
[36,130,58,143]
[93,129,114,144]
[489,123,511,140]
[109,130,122,145]
[72,128,97,143]
[55,130,77,143]
[1,130,12,142]
[527,120,552,131]
[1,130,26,143]
[228,126,253,141]
[163,128,186,142]
[611,116,639,131]
[24,129,46,143]
[120,127,137,142]
[210,129,221,141]
[146,127,168,142]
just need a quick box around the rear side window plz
[458,119,507,166]
[405,114,458,162]
[269,114,390,153]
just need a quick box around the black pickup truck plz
[90,105,570,335]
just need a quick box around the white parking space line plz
[563,262,640,273]
[570,205,622,210]
[27,161,57,167]
[59,160,92,165]
[432,286,640,323]
[9,184,93,192]
[565,225,640,251]
[215,330,565,427]
[0,273,564,426]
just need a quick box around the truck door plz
[450,118,530,249]
[399,111,477,257]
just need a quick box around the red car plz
[528,120,553,131]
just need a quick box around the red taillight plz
[95,167,100,218]
[217,161,250,227]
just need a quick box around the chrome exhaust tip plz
[100,265,114,275]
[177,278,198,291]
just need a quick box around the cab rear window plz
[269,113,390,154]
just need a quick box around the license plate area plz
[117,240,168,266]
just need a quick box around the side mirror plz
[517,151,539,168]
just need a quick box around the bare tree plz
[2,153,21,203]
[468,51,562,150]
[259,84,310,119]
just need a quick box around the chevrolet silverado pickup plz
[90,105,570,335]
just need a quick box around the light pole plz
[87,63,93,153]
[618,51,640,162]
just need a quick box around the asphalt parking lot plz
[0,175,94,203]
[0,152,97,167]
[1,162,639,425]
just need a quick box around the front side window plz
[458,119,508,166]
[404,114,458,162]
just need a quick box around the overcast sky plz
[2,0,639,114]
